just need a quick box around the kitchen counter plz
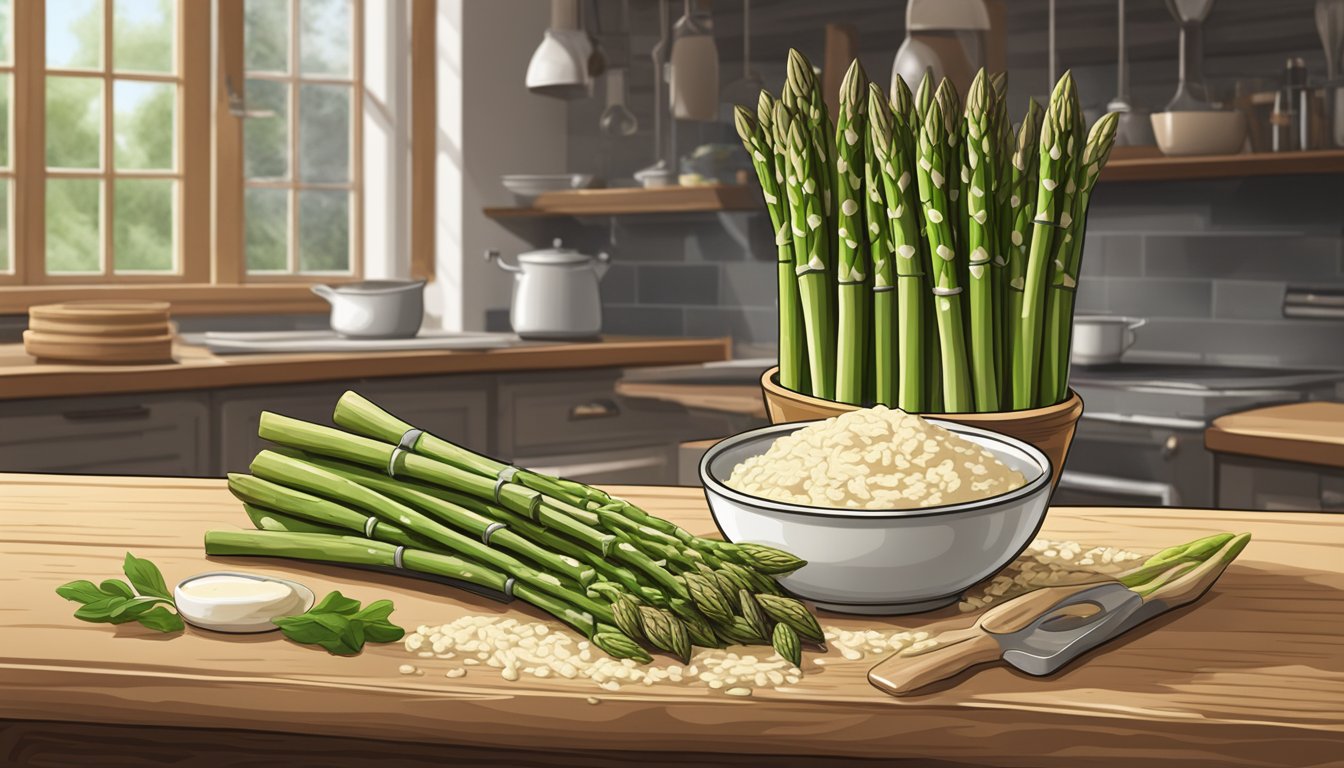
[1206,402,1344,470]
[0,336,731,401]
[2,474,1341,766]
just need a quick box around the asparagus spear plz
[1003,98,1044,408]
[916,101,973,412]
[962,71,1000,411]
[934,78,966,261]
[1040,111,1119,405]
[865,85,897,407]
[911,71,942,410]
[786,117,837,400]
[989,72,1013,401]
[735,97,806,393]
[1012,72,1076,410]
[203,530,653,661]
[870,80,926,412]
[833,60,871,404]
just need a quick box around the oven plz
[1052,412,1214,508]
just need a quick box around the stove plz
[1055,363,1344,508]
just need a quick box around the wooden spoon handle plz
[868,632,1002,696]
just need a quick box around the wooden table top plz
[1207,401,1344,470]
[2,474,1342,767]
[0,336,732,401]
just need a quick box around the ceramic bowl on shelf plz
[500,174,595,205]
[1151,110,1247,156]
[699,420,1052,615]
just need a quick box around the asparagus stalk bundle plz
[735,54,1119,413]
[205,392,821,666]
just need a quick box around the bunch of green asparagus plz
[204,392,822,666]
[735,52,1119,412]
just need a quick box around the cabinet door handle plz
[569,399,620,421]
[62,405,152,422]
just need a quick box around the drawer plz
[0,393,209,476]
[515,444,677,487]
[216,376,491,474]
[497,371,694,457]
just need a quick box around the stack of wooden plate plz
[24,301,175,364]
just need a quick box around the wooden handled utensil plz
[869,532,1251,697]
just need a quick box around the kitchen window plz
[0,0,432,313]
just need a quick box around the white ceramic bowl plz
[700,420,1053,615]
[1151,111,1247,156]
[501,174,595,205]
[174,571,314,633]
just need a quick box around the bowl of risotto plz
[699,406,1052,615]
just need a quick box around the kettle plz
[487,239,609,340]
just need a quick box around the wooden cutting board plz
[22,330,175,364]
[24,301,175,364]
[28,301,171,326]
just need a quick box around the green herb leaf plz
[122,552,171,600]
[73,597,126,622]
[273,592,403,655]
[56,580,107,605]
[311,590,362,616]
[109,596,171,620]
[99,579,136,599]
[135,606,185,633]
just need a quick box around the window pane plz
[114,80,174,170]
[0,0,12,66]
[0,73,9,169]
[245,0,289,73]
[0,180,9,273]
[300,0,351,76]
[298,190,349,272]
[298,84,349,183]
[46,77,103,169]
[244,79,289,179]
[47,0,104,70]
[245,187,288,272]
[114,179,174,272]
[47,178,103,274]
[113,0,174,74]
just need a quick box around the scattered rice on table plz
[726,405,1026,509]
[401,538,1145,693]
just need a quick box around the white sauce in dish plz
[173,572,313,633]
[179,575,295,601]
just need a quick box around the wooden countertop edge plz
[1205,403,1344,470]
[0,337,733,400]
[0,665,1336,767]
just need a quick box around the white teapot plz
[486,239,609,340]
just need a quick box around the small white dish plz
[174,571,314,633]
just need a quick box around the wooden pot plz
[759,367,1083,489]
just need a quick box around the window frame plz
[0,0,434,315]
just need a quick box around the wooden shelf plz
[1100,148,1344,182]
[483,185,760,218]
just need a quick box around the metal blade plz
[997,582,1153,677]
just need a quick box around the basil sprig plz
[56,552,185,633]
[272,591,404,655]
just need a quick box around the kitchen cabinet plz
[1215,455,1344,511]
[0,393,210,476]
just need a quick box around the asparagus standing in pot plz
[1003,98,1043,408]
[871,79,926,412]
[786,117,837,400]
[961,71,1000,411]
[864,83,897,407]
[916,101,973,411]
[1012,73,1076,410]
[833,61,871,404]
[734,97,806,393]
[1041,111,1119,406]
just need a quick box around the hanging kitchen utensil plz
[719,0,764,120]
[1108,0,1156,146]
[583,0,607,79]
[636,0,678,187]
[670,0,720,121]
[1318,0,1344,146]
[526,0,593,99]
[868,532,1250,696]
[1163,0,1218,111]
[600,69,639,137]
